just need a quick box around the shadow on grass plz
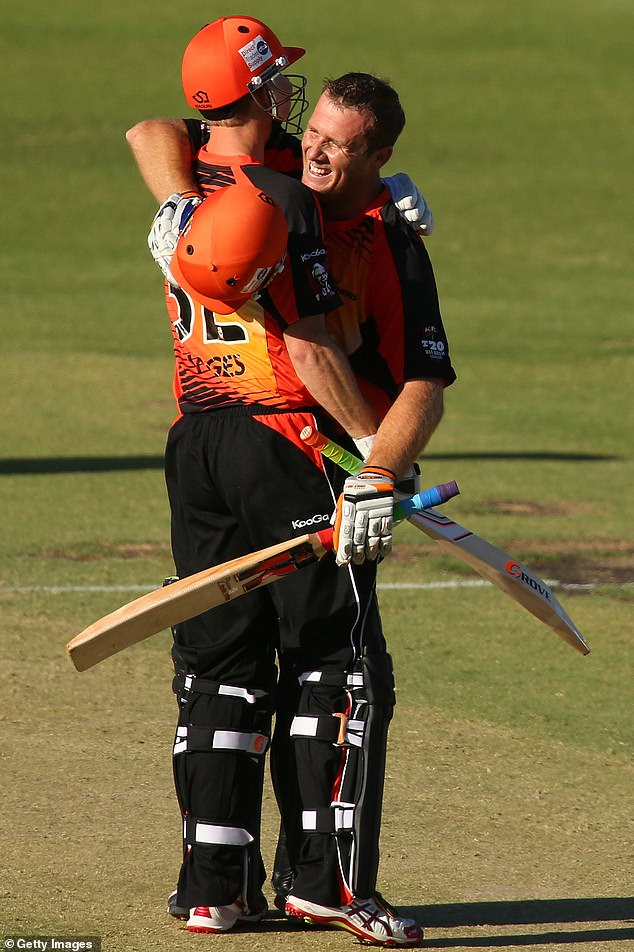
[424,453,620,463]
[0,456,166,474]
[0,452,620,476]
[403,896,634,947]
[197,898,634,945]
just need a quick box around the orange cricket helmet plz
[170,183,288,314]
[182,15,305,112]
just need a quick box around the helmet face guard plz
[247,58,309,135]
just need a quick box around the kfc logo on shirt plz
[311,262,335,301]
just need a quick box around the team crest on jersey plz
[238,35,273,72]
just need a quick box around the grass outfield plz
[1,0,633,949]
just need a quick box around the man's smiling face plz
[301,93,381,220]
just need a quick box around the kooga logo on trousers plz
[292,513,330,530]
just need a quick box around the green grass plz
[1,0,633,949]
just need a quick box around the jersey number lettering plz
[168,286,249,344]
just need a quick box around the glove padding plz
[383,172,435,236]
[147,191,202,286]
[333,466,395,566]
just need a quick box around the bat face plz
[67,530,332,671]
[408,510,590,655]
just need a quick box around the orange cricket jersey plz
[165,144,340,416]
[324,189,456,420]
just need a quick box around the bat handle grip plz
[395,480,460,520]
[317,527,335,550]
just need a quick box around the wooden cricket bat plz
[406,508,590,655]
[66,482,457,672]
[300,426,591,656]
[67,530,331,671]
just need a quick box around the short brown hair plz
[322,72,406,153]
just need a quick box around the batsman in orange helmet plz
[181,15,307,135]
[170,184,289,313]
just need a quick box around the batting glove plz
[383,172,435,236]
[333,466,395,566]
[147,191,202,286]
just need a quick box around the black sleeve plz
[380,202,456,386]
[183,118,210,151]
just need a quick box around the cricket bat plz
[300,426,591,656]
[66,483,458,672]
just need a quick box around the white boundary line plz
[1,580,629,595]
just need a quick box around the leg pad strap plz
[174,725,269,756]
[183,817,254,848]
[302,803,354,833]
[173,672,268,706]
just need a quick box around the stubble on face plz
[301,95,374,218]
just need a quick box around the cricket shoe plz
[166,890,188,919]
[284,893,423,947]
[186,893,268,934]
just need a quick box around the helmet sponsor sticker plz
[239,35,274,72]
[241,265,273,294]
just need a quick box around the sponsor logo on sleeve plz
[300,247,327,262]
[420,335,446,359]
[311,262,336,301]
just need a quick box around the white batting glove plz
[383,172,435,236]
[147,191,202,286]
[333,467,395,566]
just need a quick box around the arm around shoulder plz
[125,118,198,203]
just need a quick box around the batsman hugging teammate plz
[127,14,455,947]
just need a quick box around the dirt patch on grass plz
[505,540,634,586]
[33,542,172,561]
[390,539,634,588]
[488,500,592,516]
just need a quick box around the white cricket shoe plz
[284,892,423,947]
[186,894,267,933]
